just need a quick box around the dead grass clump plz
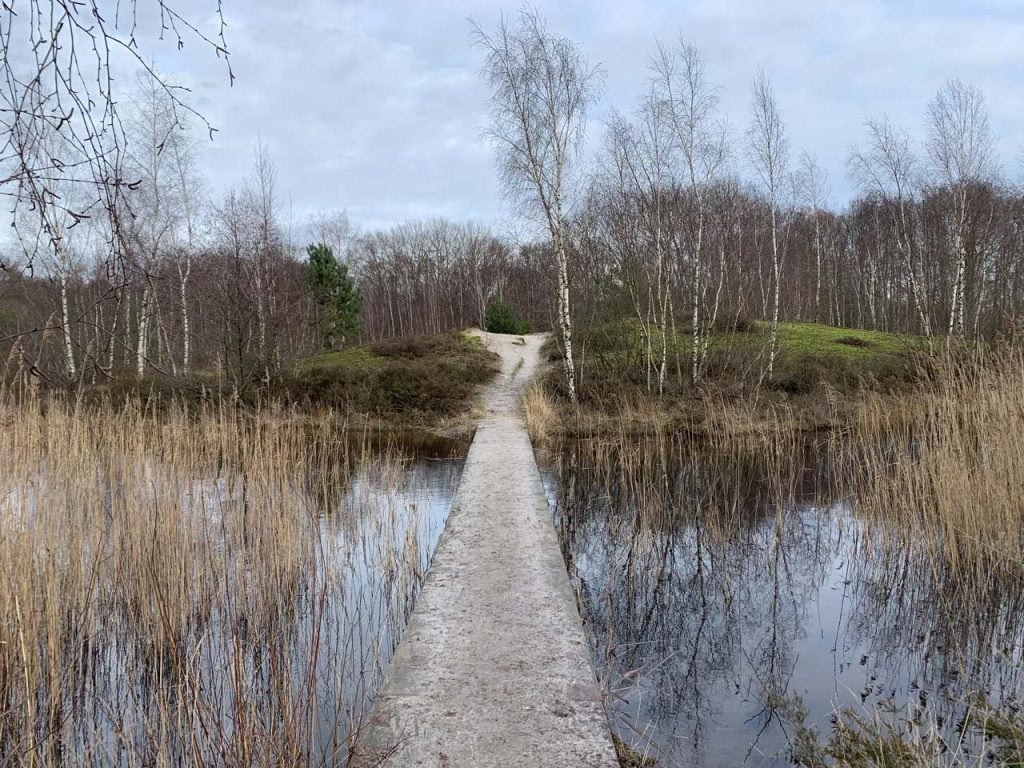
[781,692,1024,768]
[834,335,875,348]
[522,382,561,444]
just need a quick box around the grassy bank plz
[283,331,499,431]
[570,319,924,396]
[527,320,949,441]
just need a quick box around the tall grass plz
[841,350,1024,583]
[0,395,451,766]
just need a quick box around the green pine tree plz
[306,242,363,350]
[484,297,530,334]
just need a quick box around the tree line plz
[0,71,550,385]
[2,7,1022,392]
[473,8,1023,397]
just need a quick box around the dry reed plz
[522,382,560,444]
[839,350,1024,584]
[0,393,449,767]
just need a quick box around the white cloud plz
[64,1,1024,231]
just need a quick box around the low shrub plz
[834,335,874,348]
[286,331,500,417]
[712,311,758,334]
[772,353,856,395]
[44,331,501,421]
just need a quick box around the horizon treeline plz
[1,33,1022,388]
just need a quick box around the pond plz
[539,436,1024,767]
[0,419,467,767]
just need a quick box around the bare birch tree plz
[124,71,186,377]
[308,210,356,269]
[599,103,671,394]
[1,2,230,268]
[926,78,995,339]
[796,151,829,322]
[748,68,788,381]
[471,7,601,404]
[248,141,281,371]
[168,112,204,376]
[849,117,933,343]
[653,38,727,385]
[15,133,86,380]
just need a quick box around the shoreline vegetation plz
[527,321,1024,767]
[0,393,465,765]
[4,323,1024,766]
[524,318,1015,441]
[531,323,1024,590]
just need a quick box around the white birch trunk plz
[60,270,76,379]
[554,223,577,404]
[813,213,822,322]
[179,258,192,375]
[136,284,151,378]
[768,200,781,382]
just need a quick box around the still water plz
[0,440,465,767]
[539,439,1024,767]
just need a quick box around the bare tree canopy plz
[927,77,995,188]
[926,77,997,338]
[848,117,919,201]
[747,67,788,380]
[470,7,600,221]
[0,1,232,266]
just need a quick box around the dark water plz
[1,446,465,767]
[308,454,466,757]
[539,440,1024,767]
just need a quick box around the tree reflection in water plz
[540,436,1024,768]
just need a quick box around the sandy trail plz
[352,331,617,767]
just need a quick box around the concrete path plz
[351,332,618,768]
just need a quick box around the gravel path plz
[351,331,618,768]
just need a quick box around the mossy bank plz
[528,319,976,440]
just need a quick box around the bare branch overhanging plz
[0,1,232,271]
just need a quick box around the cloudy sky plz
[150,0,1023,235]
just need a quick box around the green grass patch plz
[294,346,386,373]
[548,318,930,404]
[461,330,487,350]
[736,322,926,395]
[769,322,926,394]
[612,734,657,767]
[773,321,921,358]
